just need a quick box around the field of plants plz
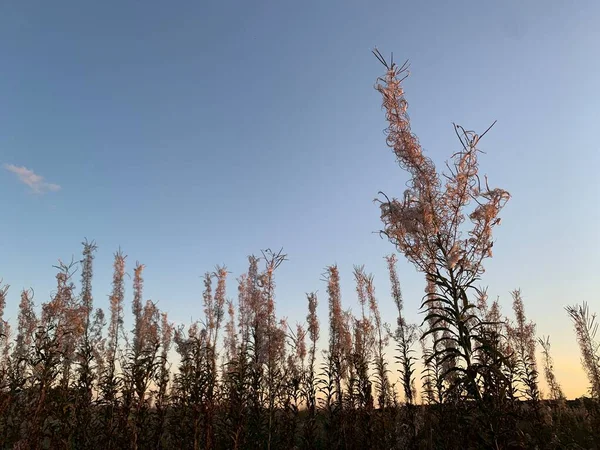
[0,54,598,449]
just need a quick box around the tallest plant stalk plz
[373,49,510,403]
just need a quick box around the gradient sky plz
[1,0,599,399]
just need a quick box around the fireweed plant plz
[0,53,597,450]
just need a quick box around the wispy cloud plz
[3,164,61,194]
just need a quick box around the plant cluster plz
[0,54,597,449]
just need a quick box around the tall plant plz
[566,303,600,399]
[373,50,510,402]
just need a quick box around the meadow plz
[0,54,598,450]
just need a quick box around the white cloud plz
[3,164,61,194]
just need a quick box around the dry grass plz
[0,53,597,450]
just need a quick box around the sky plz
[1,0,599,399]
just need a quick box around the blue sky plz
[1,0,599,397]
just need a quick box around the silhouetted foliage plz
[0,54,597,450]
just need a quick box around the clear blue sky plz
[1,1,599,396]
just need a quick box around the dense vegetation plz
[0,54,598,449]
